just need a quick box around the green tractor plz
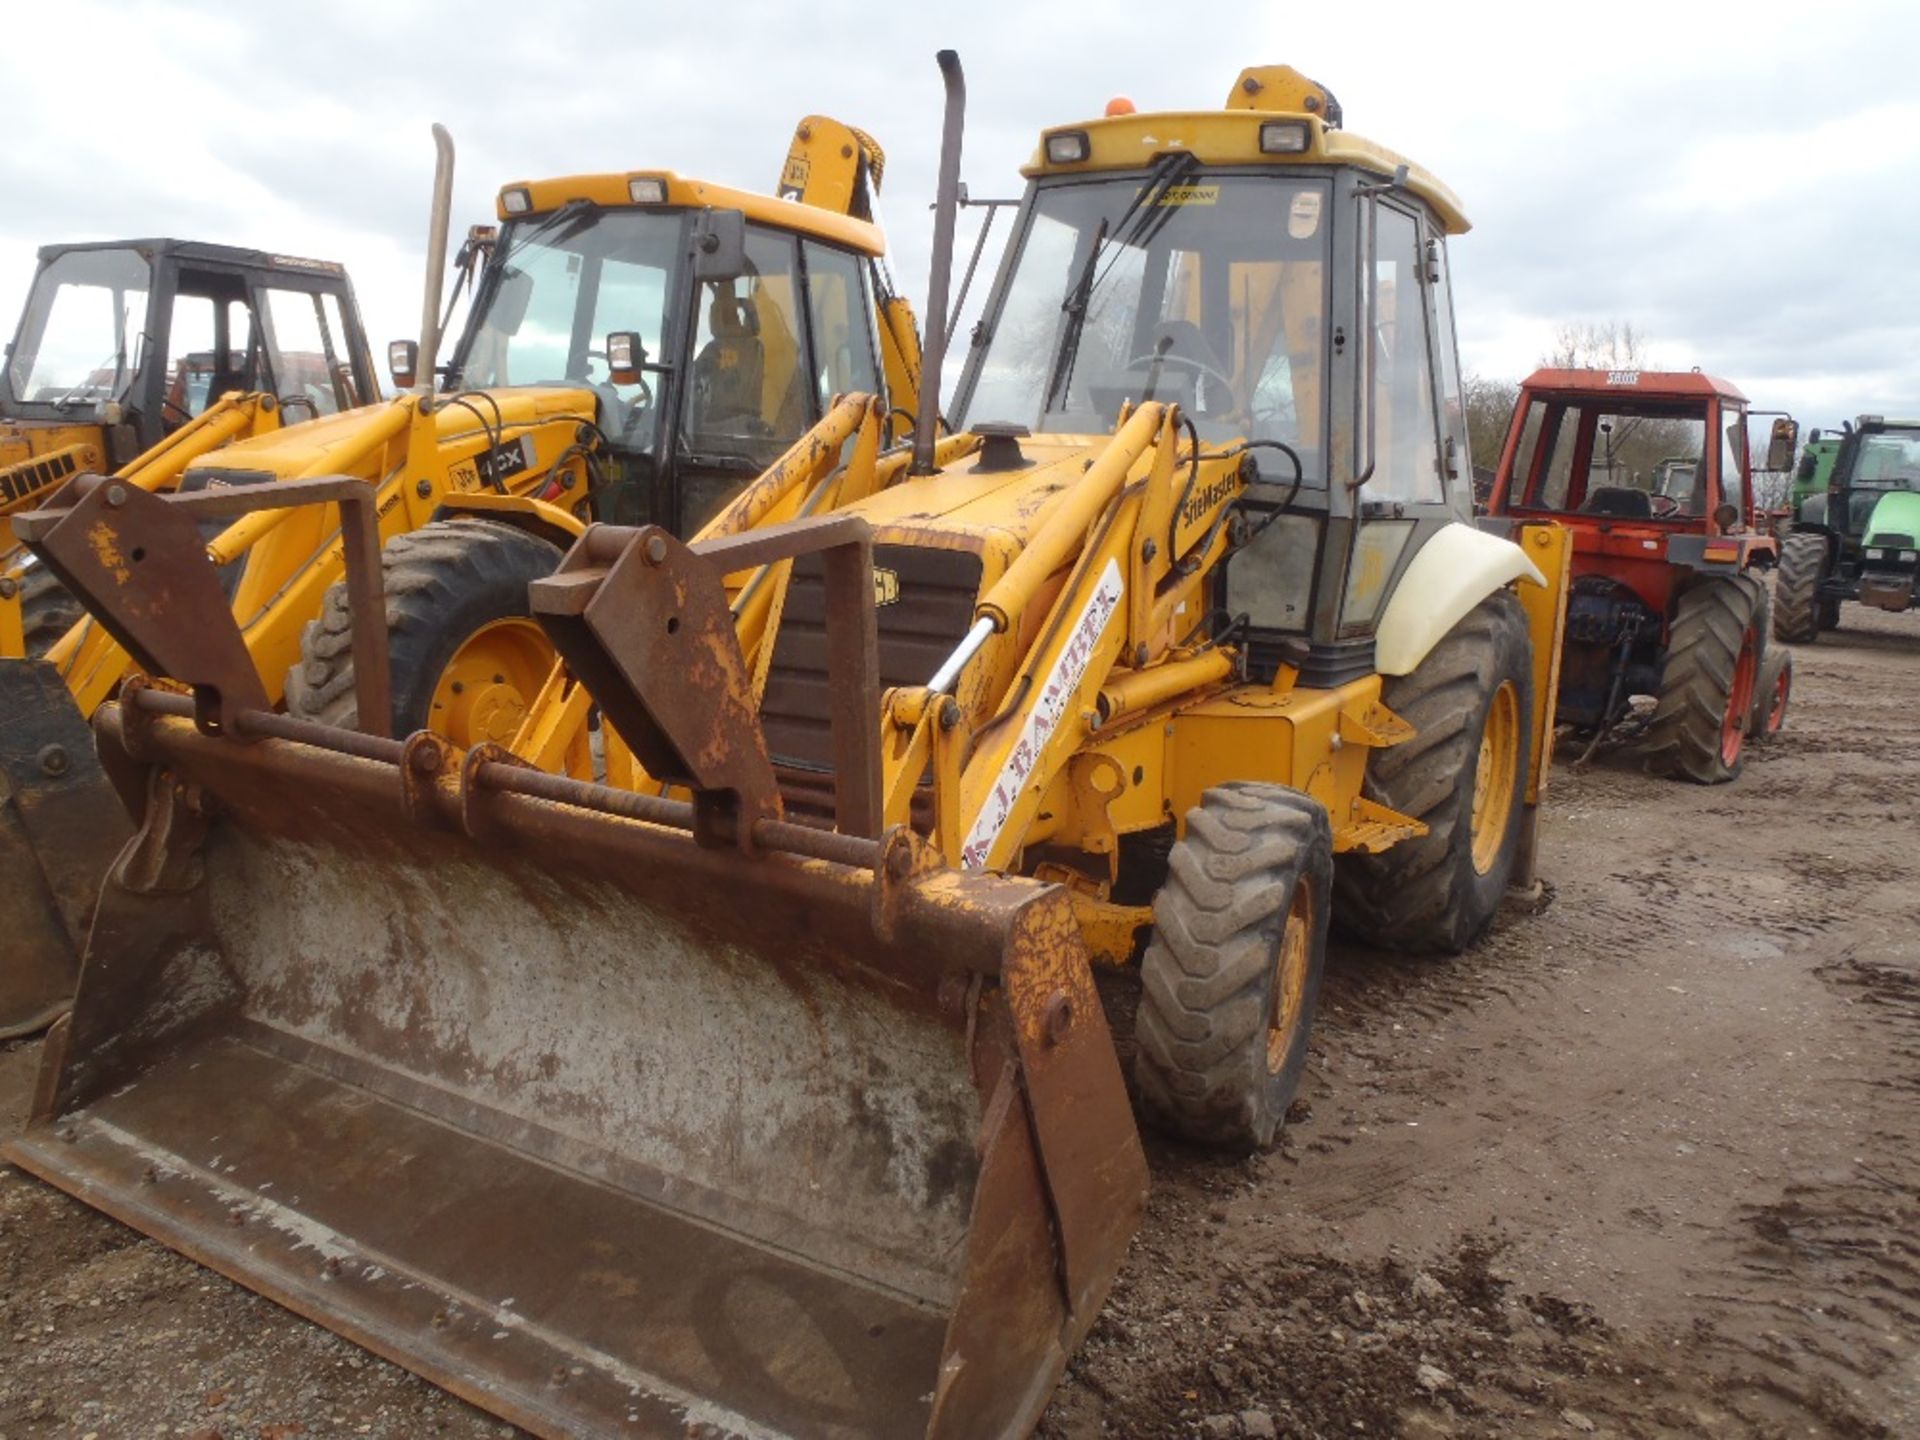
[1775,416,1920,640]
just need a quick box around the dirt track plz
[3,609,1917,1438]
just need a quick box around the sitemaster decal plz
[961,558,1125,869]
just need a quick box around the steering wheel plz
[160,397,194,425]
[1127,349,1238,406]
[1649,494,1681,518]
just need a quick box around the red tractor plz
[1484,369,1795,783]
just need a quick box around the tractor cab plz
[0,240,378,495]
[952,64,1483,684]
[438,136,914,540]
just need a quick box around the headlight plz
[1902,549,1919,564]
[627,176,668,204]
[1044,130,1090,164]
[499,186,532,216]
[1259,120,1311,154]
[1868,548,1888,561]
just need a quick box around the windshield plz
[1849,432,1920,489]
[959,172,1330,481]
[4,247,153,409]
[1505,397,1711,518]
[448,206,685,452]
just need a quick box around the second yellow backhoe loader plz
[5,57,1567,1437]
[0,114,920,1036]
[0,238,380,656]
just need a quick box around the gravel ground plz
[3,606,1916,1439]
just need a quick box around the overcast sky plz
[4,0,1914,432]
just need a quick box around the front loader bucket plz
[0,660,131,1038]
[7,699,1148,1438]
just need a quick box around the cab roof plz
[496,171,885,256]
[1022,64,1469,235]
[35,238,347,276]
[1521,368,1749,404]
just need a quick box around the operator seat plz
[1581,486,1655,519]
[688,290,765,446]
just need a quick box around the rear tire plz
[1773,532,1825,644]
[18,566,82,658]
[286,518,563,741]
[1748,646,1791,739]
[1642,577,1759,784]
[1133,783,1332,1151]
[1333,592,1534,954]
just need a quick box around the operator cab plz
[1,241,378,467]
[442,170,897,539]
[1488,371,1755,535]
[951,65,1477,682]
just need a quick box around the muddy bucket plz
[7,695,1147,1438]
[0,659,130,1037]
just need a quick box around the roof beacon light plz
[1104,96,1137,117]
[1259,120,1311,154]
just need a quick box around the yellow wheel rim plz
[1470,679,1521,876]
[427,618,553,748]
[1266,881,1315,1075]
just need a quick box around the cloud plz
[2,0,1914,429]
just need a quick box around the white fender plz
[1374,522,1546,676]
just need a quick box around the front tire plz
[1643,577,1759,784]
[1773,532,1826,644]
[1133,783,1332,1151]
[1333,592,1534,954]
[286,518,563,741]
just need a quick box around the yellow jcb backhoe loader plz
[5,56,1567,1437]
[0,115,920,1037]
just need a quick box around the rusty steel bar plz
[123,684,880,869]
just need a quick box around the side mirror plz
[692,208,748,282]
[607,331,645,386]
[1765,416,1799,472]
[388,339,418,391]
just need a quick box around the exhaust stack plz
[911,51,965,475]
[414,124,455,397]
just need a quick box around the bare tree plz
[1463,371,1520,480]
[1541,320,1655,372]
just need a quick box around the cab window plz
[682,226,811,469]
[802,241,881,405]
[1367,206,1441,505]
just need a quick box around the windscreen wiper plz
[1041,152,1201,415]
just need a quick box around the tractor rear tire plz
[1333,591,1534,955]
[1133,783,1332,1151]
[286,518,563,741]
[18,566,82,658]
[1642,576,1760,784]
[1748,645,1791,739]
[1773,532,1826,643]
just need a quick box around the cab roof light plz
[500,186,533,216]
[1259,120,1311,154]
[1044,130,1091,164]
[627,176,668,204]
